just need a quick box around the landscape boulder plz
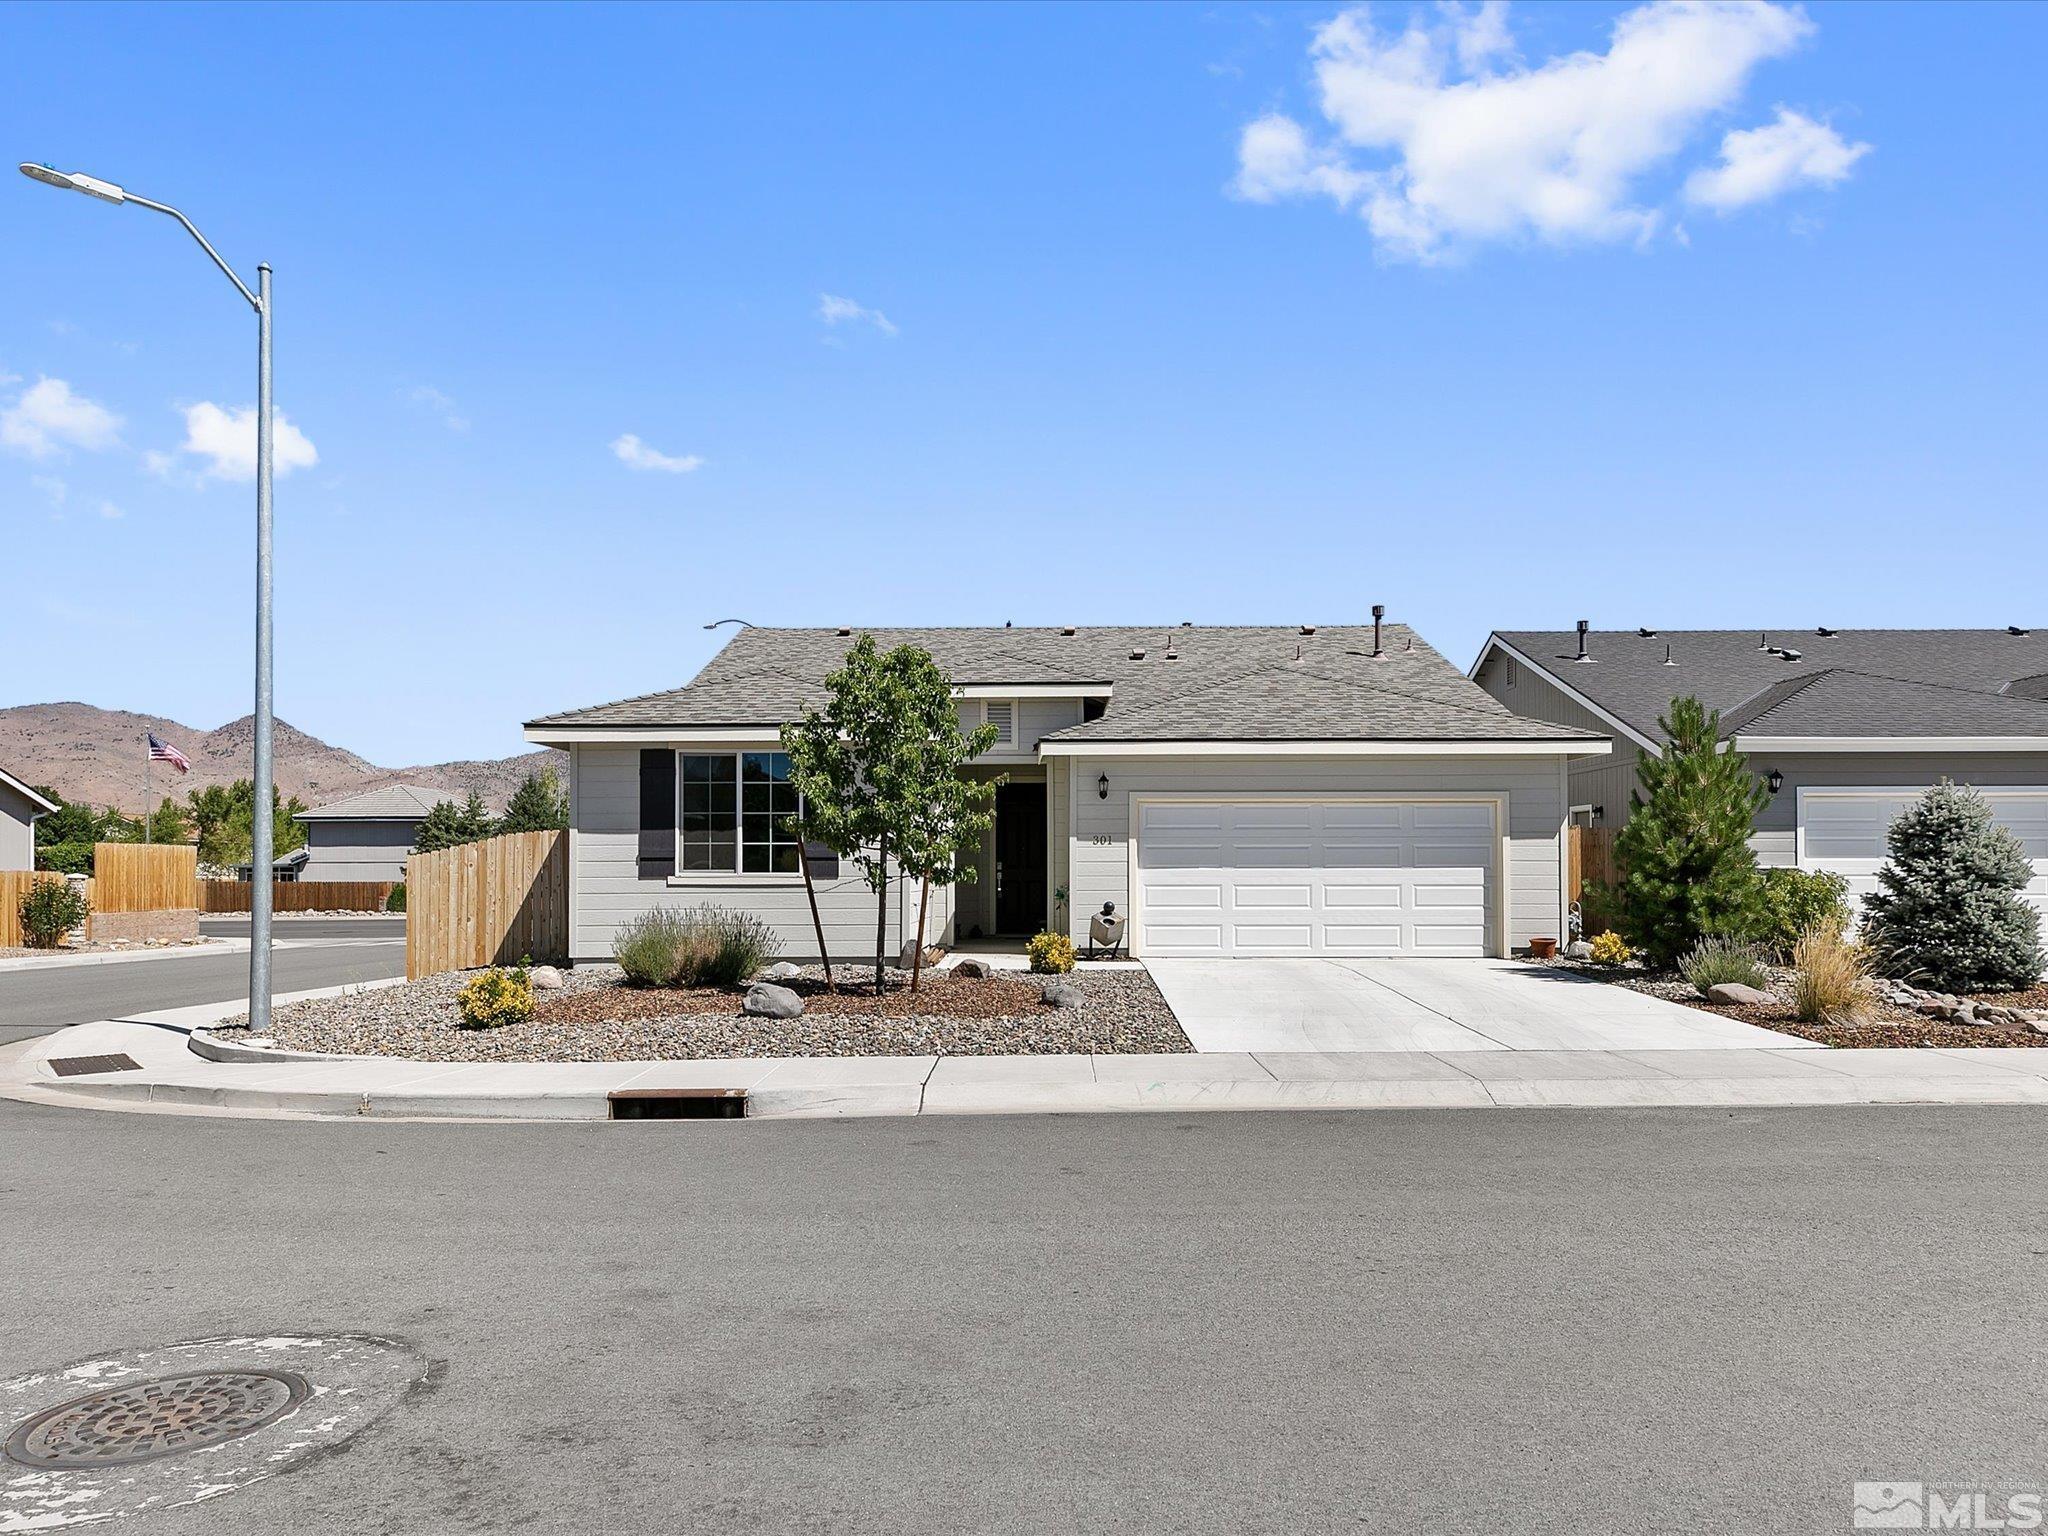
[1564,941,1595,961]
[527,965,565,991]
[898,940,947,970]
[1705,982,1774,1007]
[1041,980,1084,1009]
[760,962,804,983]
[743,983,805,1020]
[953,958,994,980]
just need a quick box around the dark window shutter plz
[802,840,839,881]
[638,749,676,877]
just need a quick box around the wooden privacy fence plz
[0,870,70,947]
[1567,824,1619,903]
[406,830,567,979]
[92,843,199,913]
[201,880,397,913]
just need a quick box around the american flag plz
[147,732,190,774]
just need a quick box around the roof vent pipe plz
[1817,626,1837,638]
[1758,631,1770,650]
[2012,626,2032,637]
[1574,619,1590,663]
[1662,643,1676,666]
[1371,604,1385,657]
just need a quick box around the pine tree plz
[413,790,495,854]
[1613,696,1768,967]
[1861,781,2046,991]
[497,767,569,834]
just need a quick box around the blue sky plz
[4,1,2043,767]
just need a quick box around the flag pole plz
[144,735,151,845]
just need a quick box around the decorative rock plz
[2033,1019,2048,1036]
[527,965,565,991]
[742,982,805,1019]
[1706,982,1774,1007]
[1565,941,1595,961]
[760,962,804,983]
[897,940,946,970]
[1041,980,1084,1009]
[953,958,993,980]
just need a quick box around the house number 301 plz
[1089,835,1114,846]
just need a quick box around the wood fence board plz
[91,844,198,913]
[0,871,71,948]
[405,830,565,979]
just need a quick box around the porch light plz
[1097,773,1109,800]
[1766,769,1784,796]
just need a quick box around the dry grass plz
[1790,919,1869,1024]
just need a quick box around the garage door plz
[1798,787,2048,928]
[1134,799,1496,958]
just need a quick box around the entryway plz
[994,781,1047,935]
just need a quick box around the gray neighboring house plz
[525,623,1608,964]
[290,784,443,883]
[0,766,59,872]
[1472,626,2048,924]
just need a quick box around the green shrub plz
[1756,868,1849,959]
[385,881,407,913]
[1677,934,1770,997]
[34,841,95,876]
[1027,931,1075,974]
[611,906,777,988]
[1577,879,1626,943]
[1861,782,2047,991]
[456,966,533,1028]
[17,878,90,948]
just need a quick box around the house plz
[523,622,1609,964]
[1471,625,2048,920]
[0,765,58,872]
[288,784,443,883]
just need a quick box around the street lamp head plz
[18,163,126,203]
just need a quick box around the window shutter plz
[986,700,1015,746]
[802,840,839,881]
[638,749,676,877]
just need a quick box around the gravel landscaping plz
[215,963,1193,1062]
[1529,956,2048,1048]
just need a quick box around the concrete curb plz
[0,939,244,974]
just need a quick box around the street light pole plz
[19,162,278,1034]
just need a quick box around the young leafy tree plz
[185,779,308,868]
[1613,696,1768,967]
[880,657,999,992]
[1861,781,2047,991]
[497,767,569,834]
[412,790,496,854]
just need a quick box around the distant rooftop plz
[296,784,444,822]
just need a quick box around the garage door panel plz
[1799,788,2048,936]
[1136,798,1498,958]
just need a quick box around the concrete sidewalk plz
[7,993,2048,1120]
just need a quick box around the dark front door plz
[995,782,1048,935]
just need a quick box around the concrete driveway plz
[1146,958,1815,1053]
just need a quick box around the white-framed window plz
[679,750,803,875]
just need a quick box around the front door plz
[995,782,1048,935]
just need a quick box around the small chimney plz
[1371,604,1385,657]
[1573,619,1591,663]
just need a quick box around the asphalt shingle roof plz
[296,784,445,822]
[531,624,1599,744]
[1494,628,2048,742]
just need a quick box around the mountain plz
[0,702,568,814]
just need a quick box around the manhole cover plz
[4,1370,309,1468]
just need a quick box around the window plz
[679,751,802,875]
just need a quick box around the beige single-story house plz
[0,765,59,872]
[1471,624,2048,925]
[524,621,1608,965]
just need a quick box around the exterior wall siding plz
[1065,753,1570,955]
[1047,756,1070,935]
[299,820,421,883]
[571,744,951,964]
[0,782,35,871]
[1746,751,2048,867]
[1473,648,1640,827]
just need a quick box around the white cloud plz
[1685,107,1871,211]
[1235,1,1858,262]
[817,293,898,336]
[406,385,469,432]
[1,377,123,458]
[30,474,66,506]
[97,500,123,520]
[610,434,703,474]
[171,402,320,482]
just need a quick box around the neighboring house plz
[524,623,1608,964]
[1471,625,2048,922]
[288,784,443,883]
[0,765,58,872]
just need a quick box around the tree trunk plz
[910,874,930,994]
[872,832,889,995]
[798,839,833,987]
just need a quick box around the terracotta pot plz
[1528,937,1559,960]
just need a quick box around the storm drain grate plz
[4,1371,309,1468]
[609,1087,749,1120]
[46,1054,141,1077]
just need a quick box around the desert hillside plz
[0,702,567,813]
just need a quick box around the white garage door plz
[1798,787,2048,928]
[1134,799,1497,959]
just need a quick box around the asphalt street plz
[0,916,406,1041]
[1,1099,2040,1535]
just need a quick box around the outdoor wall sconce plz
[1097,773,1110,800]
[1766,769,1784,796]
